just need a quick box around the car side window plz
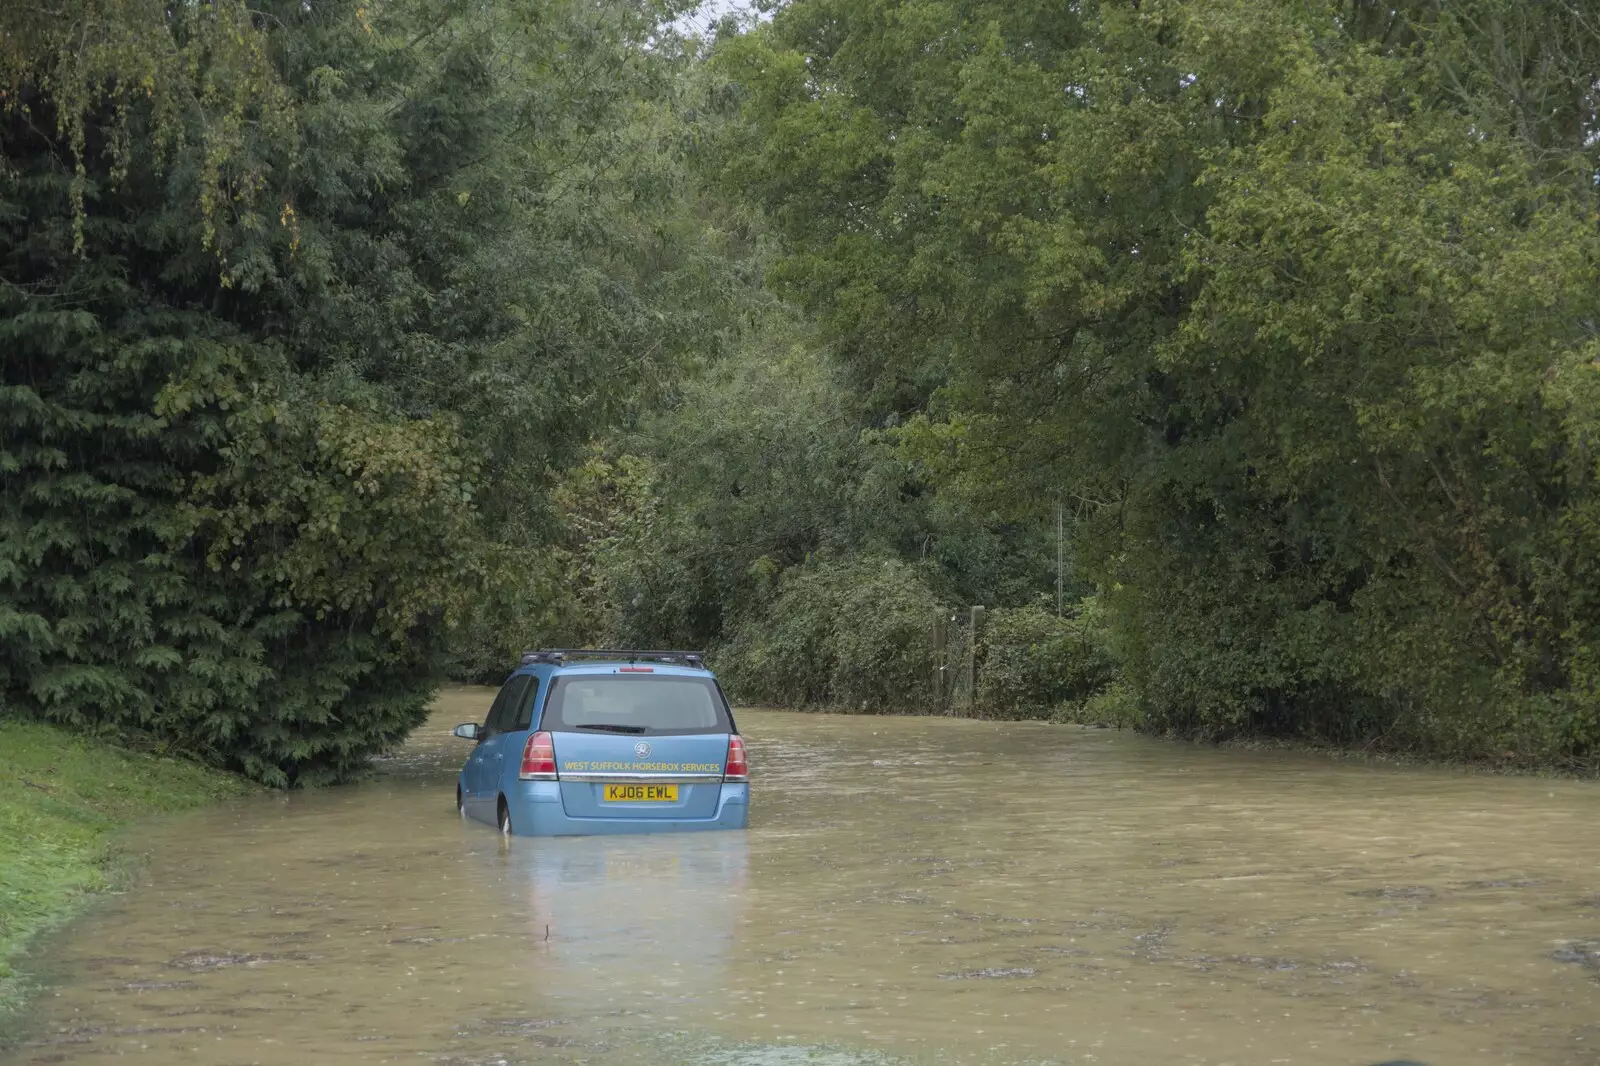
[481,684,512,736]
[488,676,532,735]
[508,678,540,732]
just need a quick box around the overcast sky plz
[674,0,764,37]
[697,0,759,18]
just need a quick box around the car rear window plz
[540,674,731,736]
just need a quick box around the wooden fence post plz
[965,605,985,715]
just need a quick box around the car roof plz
[547,661,714,678]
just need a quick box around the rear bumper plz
[504,780,749,836]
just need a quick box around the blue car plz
[453,649,750,836]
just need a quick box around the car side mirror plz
[453,723,482,741]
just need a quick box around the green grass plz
[0,720,254,1011]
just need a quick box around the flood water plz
[6,687,1599,1066]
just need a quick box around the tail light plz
[724,735,749,782]
[519,731,557,780]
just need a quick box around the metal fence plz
[930,606,985,715]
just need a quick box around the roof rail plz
[520,648,706,668]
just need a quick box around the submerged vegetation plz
[5,0,1600,774]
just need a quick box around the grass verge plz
[0,720,254,1014]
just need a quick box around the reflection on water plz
[4,687,1599,1066]
[519,832,748,1007]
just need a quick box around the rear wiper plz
[575,723,647,734]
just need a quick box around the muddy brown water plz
[5,688,1599,1066]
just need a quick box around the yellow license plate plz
[603,783,678,802]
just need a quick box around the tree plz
[715,0,1600,760]
[1,0,725,783]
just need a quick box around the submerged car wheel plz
[456,786,465,816]
[498,798,513,836]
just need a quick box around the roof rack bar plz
[520,648,706,666]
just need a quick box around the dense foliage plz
[10,0,1600,774]
[708,0,1600,762]
[553,306,1055,705]
[1,0,724,783]
[976,602,1117,720]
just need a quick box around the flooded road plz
[7,688,1599,1066]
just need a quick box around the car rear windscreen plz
[541,675,732,736]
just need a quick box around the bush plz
[0,374,486,786]
[442,547,576,686]
[717,555,942,710]
[1056,680,1144,730]
[975,599,1118,718]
